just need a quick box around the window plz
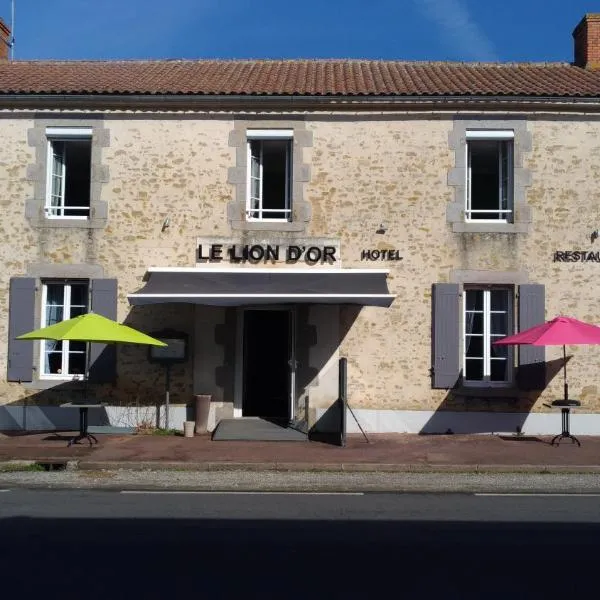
[246,130,292,221]
[40,281,89,378]
[466,130,514,222]
[463,287,513,385]
[45,127,92,219]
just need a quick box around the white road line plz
[0,490,10,493]
[121,490,364,496]
[475,493,600,497]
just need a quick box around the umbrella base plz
[551,407,581,447]
[64,406,100,448]
[67,433,98,447]
[551,432,581,447]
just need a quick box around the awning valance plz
[128,268,395,307]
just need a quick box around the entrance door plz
[242,309,292,421]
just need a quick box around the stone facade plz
[2,108,600,432]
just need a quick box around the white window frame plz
[465,130,514,223]
[44,127,93,220]
[462,286,513,387]
[246,129,293,222]
[40,281,89,380]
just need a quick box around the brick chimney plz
[0,17,10,60]
[573,14,600,69]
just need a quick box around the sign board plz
[553,250,600,262]
[148,331,188,364]
[196,237,341,267]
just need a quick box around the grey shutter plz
[432,283,460,389]
[517,284,545,390]
[7,277,36,382]
[88,278,118,383]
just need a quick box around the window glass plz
[41,282,89,377]
[463,288,512,385]
[247,136,292,221]
[467,140,513,222]
[46,137,92,218]
[261,140,290,219]
[465,289,483,311]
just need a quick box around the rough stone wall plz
[309,116,600,413]
[0,116,234,407]
[2,112,600,415]
[87,117,234,408]
[519,119,600,411]
[0,118,37,402]
[308,117,454,410]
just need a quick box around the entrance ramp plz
[212,417,307,442]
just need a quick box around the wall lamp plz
[376,223,387,234]
[592,230,599,243]
[161,216,170,232]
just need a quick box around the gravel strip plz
[1,469,600,493]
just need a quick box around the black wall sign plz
[198,243,337,265]
[553,251,600,262]
[360,249,403,261]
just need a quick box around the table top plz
[60,402,107,408]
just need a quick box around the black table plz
[550,399,581,447]
[60,403,107,447]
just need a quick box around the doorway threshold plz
[212,417,308,442]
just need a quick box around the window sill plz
[39,375,85,381]
[454,386,520,399]
[452,222,529,234]
[231,219,306,233]
[22,379,87,391]
[246,219,292,223]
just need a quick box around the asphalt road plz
[1,489,599,599]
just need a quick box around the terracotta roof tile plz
[1,59,600,97]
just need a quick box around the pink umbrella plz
[494,315,600,402]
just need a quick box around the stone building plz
[2,14,600,437]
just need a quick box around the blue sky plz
[1,0,598,62]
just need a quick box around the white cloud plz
[414,0,499,61]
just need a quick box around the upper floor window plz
[246,129,292,221]
[463,287,513,386]
[466,130,514,222]
[45,127,92,219]
[40,281,89,379]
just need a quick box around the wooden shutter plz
[88,278,117,383]
[432,283,460,389]
[517,284,546,390]
[7,277,36,382]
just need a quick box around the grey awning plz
[128,268,395,307]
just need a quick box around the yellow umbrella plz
[17,312,166,346]
[17,312,167,446]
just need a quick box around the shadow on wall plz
[420,356,570,435]
[204,303,364,433]
[123,304,194,408]
[308,400,345,445]
[1,379,112,432]
[0,377,170,432]
[304,305,362,436]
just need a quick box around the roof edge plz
[1,93,600,110]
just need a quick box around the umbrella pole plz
[84,341,91,403]
[563,344,568,402]
[164,363,170,431]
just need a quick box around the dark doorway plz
[242,309,291,420]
